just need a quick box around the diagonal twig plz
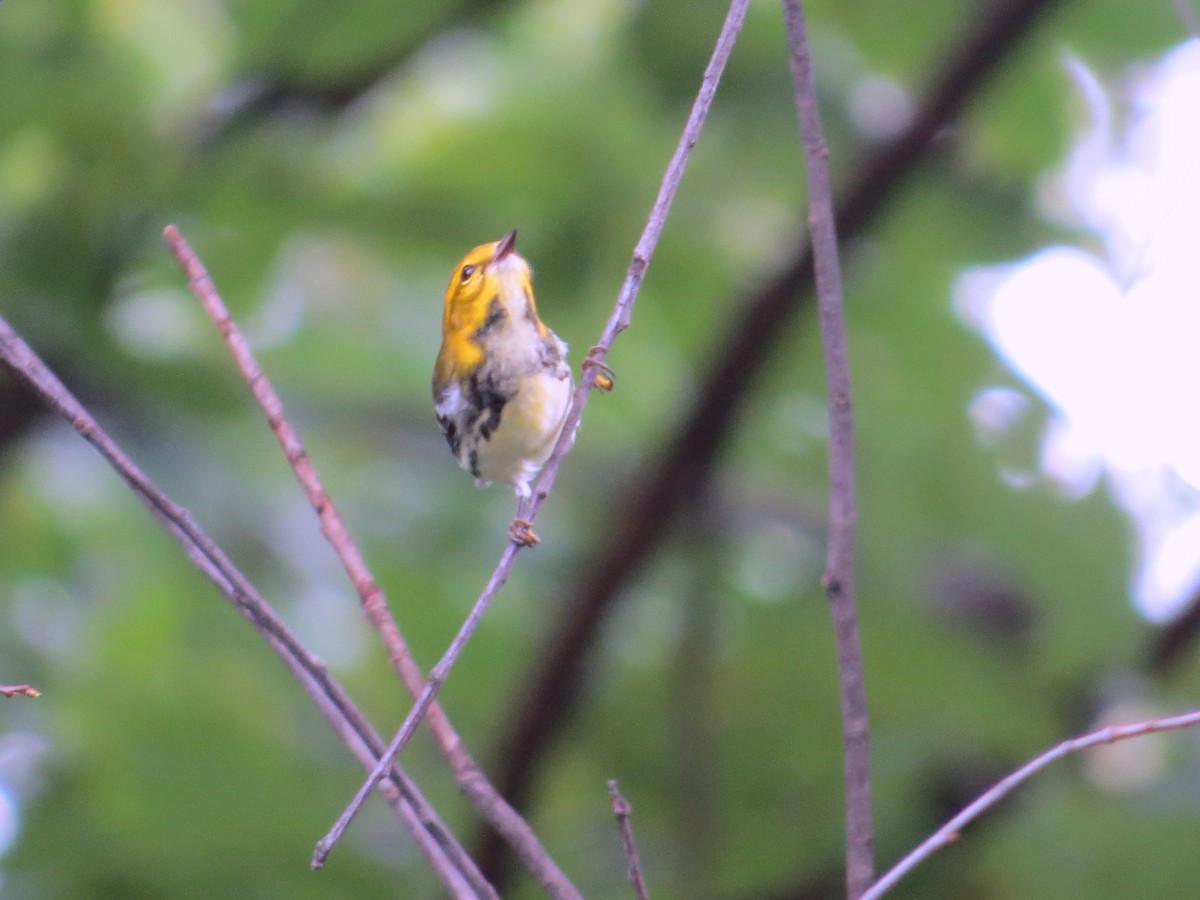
[480,0,1063,881]
[863,708,1200,899]
[0,315,494,899]
[608,780,650,900]
[163,224,413,683]
[312,0,752,868]
[162,226,578,898]
[312,540,521,868]
[781,1,872,895]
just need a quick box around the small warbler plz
[432,230,573,544]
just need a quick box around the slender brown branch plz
[161,228,413,691]
[313,0,751,868]
[0,315,493,899]
[608,780,650,900]
[314,542,520,867]
[864,708,1200,899]
[781,1,871,895]
[481,0,1063,882]
[162,226,577,898]
[0,684,39,698]
[528,0,748,508]
[527,0,752,514]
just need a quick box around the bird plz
[432,230,574,545]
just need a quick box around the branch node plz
[608,779,650,900]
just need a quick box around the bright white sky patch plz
[960,40,1200,621]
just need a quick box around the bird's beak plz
[494,229,518,261]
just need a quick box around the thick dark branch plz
[479,0,1063,882]
[194,0,505,148]
[1147,586,1200,673]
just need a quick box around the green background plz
[0,0,1196,897]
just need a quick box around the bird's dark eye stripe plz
[460,265,475,282]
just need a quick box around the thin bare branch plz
[608,780,650,900]
[0,315,493,899]
[314,542,519,867]
[313,0,751,867]
[528,0,751,509]
[164,224,412,681]
[781,1,872,896]
[864,709,1200,899]
[480,0,1062,882]
[163,226,577,898]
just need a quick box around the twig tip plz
[0,684,40,698]
[607,778,631,815]
[311,843,330,870]
[607,777,649,899]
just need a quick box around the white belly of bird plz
[475,368,573,498]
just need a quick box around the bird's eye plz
[460,265,475,283]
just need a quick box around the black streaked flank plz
[474,297,507,340]
[466,370,510,442]
[437,415,460,455]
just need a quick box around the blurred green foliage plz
[0,0,1195,897]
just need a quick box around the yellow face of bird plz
[435,230,544,384]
